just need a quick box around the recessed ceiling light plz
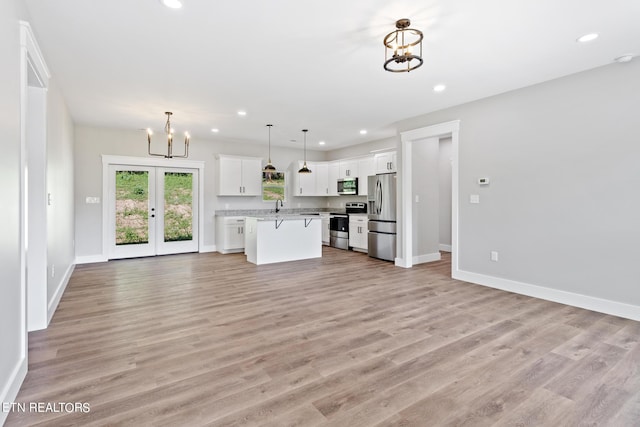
[237,111,247,116]
[211,128,219,133]
[359,130,367,135]
[615,54,635,63]
[577,33,598,43]
[160,0,183,9]
[433,84,446,93]
[319,141,326,145]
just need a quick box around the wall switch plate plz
[415,195,420,203]
[490,251,499,262]
[478,177,490,185]
[470,194,480,204]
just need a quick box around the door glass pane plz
[164,172,193,242]
[115,171,149,245]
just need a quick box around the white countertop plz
[246,214,323,221]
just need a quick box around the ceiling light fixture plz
[319,141,326,146]
[384,19,424,73]
[147,111,189,158]
[615,54,635,63]
[577,33,598,43]
[237,110,247,116]
[298,129,311,174]
[433,84,446,92]
[160,0,183,9]
[360,129,367,135]
[263,124,276,171]
[211,128,219,133]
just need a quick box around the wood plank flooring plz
[6,248,640,426]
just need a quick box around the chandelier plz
[383,19,424,73]
[147,111,190,158]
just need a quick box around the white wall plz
[1,0,30,423]
[397,61,640,316]
[74,125,329,259]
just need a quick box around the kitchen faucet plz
[275,198,283,213]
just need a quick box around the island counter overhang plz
[244,215,322,265]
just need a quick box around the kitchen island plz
[244,215,322,265]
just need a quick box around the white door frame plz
[102,155,205,260]
[397,120,460,272]
[155,167,200,255]
[20,21,50,334]
[107,164,158,259]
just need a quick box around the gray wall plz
[74,125,329,258]
[412,137,440,259]
[46,81,75,304]
[439,138,452,249]
[397,60,640,307]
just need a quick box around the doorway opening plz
[102,156,205,260]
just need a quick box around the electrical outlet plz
[490,251,499,262]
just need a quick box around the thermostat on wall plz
[478,177,490,185]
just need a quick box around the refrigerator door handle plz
[377,180,383,214]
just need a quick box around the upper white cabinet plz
[314,162,329,196]
[338,159,358,178]
[327,161,340,196]
[374,151,397,174]
[293,160,317,196]
[357,156,375,196]
[217,155,262,196]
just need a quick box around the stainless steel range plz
[329,202,367,250]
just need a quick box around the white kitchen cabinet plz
[217,155,262,196]
[339,159,358,178]
[321,213,330,245]
[357,156,375,196]
[327,161,340,196]
[216,216,246,253]
[374,151,397,174]
[293,160,317,196]
[349,214,368,252]
[314,162,329,196]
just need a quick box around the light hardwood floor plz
[6,248,640,426]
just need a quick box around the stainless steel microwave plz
[337,177,358,195]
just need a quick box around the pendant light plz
[263,124,276,171]
[298,129,311,173]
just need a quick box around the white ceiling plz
[24,0,640,151]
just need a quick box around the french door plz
[108,165,199,259]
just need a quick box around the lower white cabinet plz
[349,214,368,252]
[216,216,246,254]
[321,213,330,245]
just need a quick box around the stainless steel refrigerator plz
[367,173,397,261]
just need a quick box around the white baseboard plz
[47,263,75,325]
[413,252,442,265]
[0,355,27,426]
[395,257,411,268]
[453,269,640,322]
[75,254,108,264]
[199,244,217,253]
[439,244,452,252]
